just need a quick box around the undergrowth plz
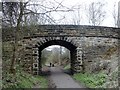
[2,69,48,89]
[73,72,107,88]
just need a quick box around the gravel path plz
[49,67,88,89]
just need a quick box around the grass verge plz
[73,72,107,88]
[2,70,48,89]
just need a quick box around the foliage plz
[2,41,14,73]
[73,72,107,88]
[61,47,70,65]
[41,49,52,65]
[51,47,60,64]
[64,64,70,70]
[101,65,118,88]
[41,46,70,66]
[2,70,48,89]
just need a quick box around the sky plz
[48,0,120,26]
[22,0,119,27]
[1,0,119,26]
[46,45,63,51]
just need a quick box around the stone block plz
[33,63,38,68]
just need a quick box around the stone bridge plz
[15,25,119,75]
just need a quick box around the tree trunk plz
[9,2,24,74]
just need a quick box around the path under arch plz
[48,66,88,89]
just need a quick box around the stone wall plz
[4,25,119,75]
[29,25,119,39]
[82,37,118,73]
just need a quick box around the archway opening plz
[41,45,71,73]
[38,40,77,75]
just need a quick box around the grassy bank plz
[73,72,107,88]
[2,70,48,89]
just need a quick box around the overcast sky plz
[1,0,119,26]
[47,0,120,26]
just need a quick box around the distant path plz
[48,67,88,89]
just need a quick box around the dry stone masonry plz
[5,25,119,75]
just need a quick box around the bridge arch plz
[37,39,77,75]
[38,39,77,51]
[28,36,83,75]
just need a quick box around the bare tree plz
[112,2,118,27]
[2,0,73,73]
[118,1,120,27]
[86,1,106,26]
[23,0,73,25]
[2,1,29,73]
[71,5,82,25]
